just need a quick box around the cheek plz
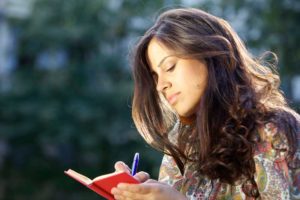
[188,73,207,93]
[190,85,205,104]
[176,82,205,116]
[187,77,207,105]
[192,67,208,94]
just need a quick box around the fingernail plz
[111,187,120,194]
[117,183,126,189]
[111,187,116,194]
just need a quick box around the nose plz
[156,76,171,92]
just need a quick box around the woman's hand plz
[114,161,131,174]
[114,161,150,183]
[111,179,187,200]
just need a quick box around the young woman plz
[111,8,300,200]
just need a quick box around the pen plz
[131,152,139,176]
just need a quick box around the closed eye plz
[166,64,176,72]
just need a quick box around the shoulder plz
[256,109,300,155]
[254,119,300,199]
[255,122,289,161]
[254,110,300,178]
[256,107,300,155]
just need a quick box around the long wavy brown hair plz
[131,8,299,198]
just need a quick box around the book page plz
[65,169,92,185]
[93,171,123,181]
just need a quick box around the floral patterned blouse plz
[158,122,300,199]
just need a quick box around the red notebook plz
[64,169,140,200]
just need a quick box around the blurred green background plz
[0,0,299,199]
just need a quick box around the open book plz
[64,169,140,200]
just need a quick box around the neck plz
[179,114,196,125]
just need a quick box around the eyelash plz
[166,64,175,72]
[151,64,176,83]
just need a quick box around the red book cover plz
[64,169,140,200]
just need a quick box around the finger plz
[113,185,145,200]
[111,187,122,196]
[115,185,147,199]
[133,171,149,182]
[144,179,158,184]
[113,194,124,200]
[114,161,131,174]
[117,183,149,194]
[111,188,127,200]
[117,182,167,199]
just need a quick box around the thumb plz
[114,161,131,174]
[134,171,150,183]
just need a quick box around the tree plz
[1,0,174,199]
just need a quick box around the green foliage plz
[1,0,169,199]
[0,0,299,199]
[232,0,300,76]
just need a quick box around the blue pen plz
[131,152,139,176]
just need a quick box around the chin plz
[177,110,194,118]
[176,107,197,118]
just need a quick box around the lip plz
[167,92,180,105]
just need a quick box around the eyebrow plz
[157,55,175,69]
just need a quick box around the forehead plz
[146,38,175,71]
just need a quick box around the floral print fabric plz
[158,122,300,199]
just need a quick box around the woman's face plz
[147,38,208,117]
